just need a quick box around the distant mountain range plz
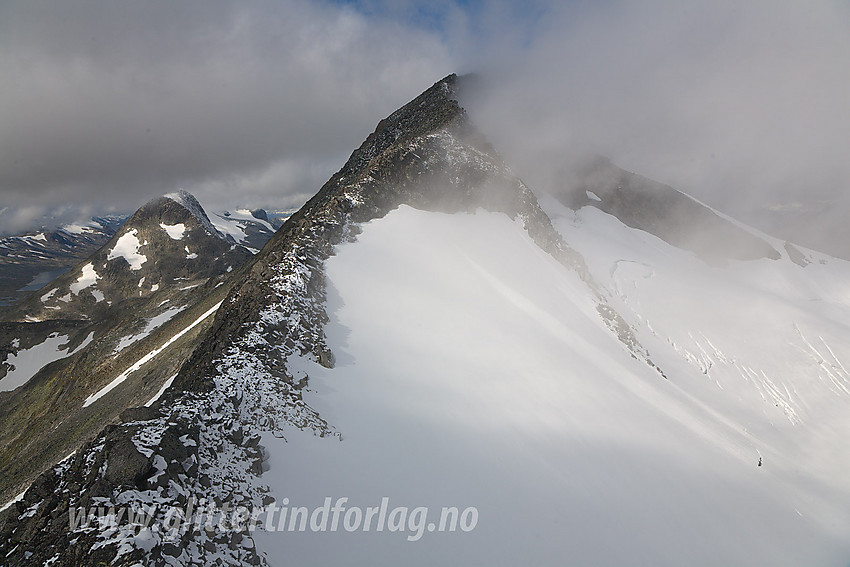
[0,190,287,538]
[0,216,126,307]
[0,200,289,310]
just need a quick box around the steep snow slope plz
[251,205,850,566]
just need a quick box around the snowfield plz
[253,205,850,566]
[212,209,275,245]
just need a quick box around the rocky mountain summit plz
[0,73,654,566]
[5,190,251,323]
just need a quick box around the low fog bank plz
[458,1,850,259]
[743,197,850,260]
[0,204,104,237]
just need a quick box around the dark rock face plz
[784,242,810,267]
[249,209,269,223]
[103,436,153,488]
[557,157,781,263]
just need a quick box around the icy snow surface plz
[253,205,850,566]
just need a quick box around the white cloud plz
[2,0,849,241]
[0,0,453,216]
[461,1,850,215]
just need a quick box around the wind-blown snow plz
[107,229,147,270]
[252,205,850,566]
[159,222,186,240]
[69,263,99,294]
[0,334,71,392]
[84,301,223,408]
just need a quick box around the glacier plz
[249,204,850,566]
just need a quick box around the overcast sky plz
[1,0,849,234]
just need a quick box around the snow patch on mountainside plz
[0,333,72,392]
[144,374,176,407]
[250,205,850,566]
[113,306,185,354]
[69,263,99,294]
[159,222,186,240]
[84,301,223,408]
[107,229,147,270]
